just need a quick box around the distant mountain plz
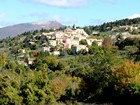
[0,21,63,39]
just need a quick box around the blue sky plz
[0,0,140,27]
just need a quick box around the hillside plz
[84,17,140,34]
[0,21,63,39]
[2,17,140,105]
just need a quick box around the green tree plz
[0,52,6,69]
[79,39,88,45]
[57,60,67,70]
[124,38,134,46]
[78,49,88,55]
[44,56,58,70]
[88,41,100,54]
[37,51,50,59]
[77,50,122,102]
[113,60,140,104]
[0,72,22,105]
[134,38,140,51]
[67,48,72,55]
[102,36,112,49]
[115,35,125,50]
[20,70,54,105]
[83,27,92,35]
[5,61,17,70]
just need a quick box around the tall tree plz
[0,52,6,69]
[102,36,112,49]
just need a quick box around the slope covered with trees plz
[1,38,140,104]
[84,17,140,34]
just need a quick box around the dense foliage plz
[1,43,140,104]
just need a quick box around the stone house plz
[49,40,57,46]
[28,58,36,65]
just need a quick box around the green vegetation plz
[79,39,88,45]
[1,41,140,104]
[1,18,140,104]
[84,17,140,33]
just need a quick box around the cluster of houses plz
[26,27,103,55]
[111,25,140,41]
[119,25,138,32]
[41,28,102,53]
[17,25,140,66]
[18,27,103,66]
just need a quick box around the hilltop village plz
[1,21,140,67]
[18,26,103,65]
[18,24,140,65]
[27,28,102,52]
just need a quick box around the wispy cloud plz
[128,14,140,19]
[24,0,88,7]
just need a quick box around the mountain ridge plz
[0,21,63,39]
